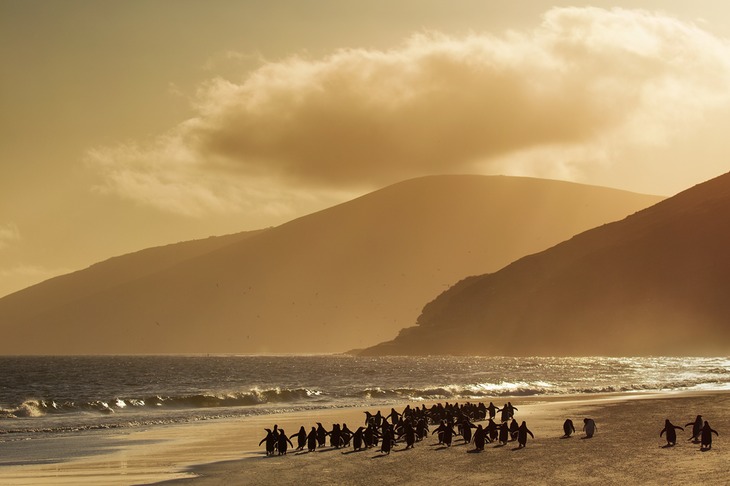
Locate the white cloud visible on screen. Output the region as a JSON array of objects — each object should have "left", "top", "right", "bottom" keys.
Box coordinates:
[{"left": 88, "top": 7, "right": 730, "bottom": 215}]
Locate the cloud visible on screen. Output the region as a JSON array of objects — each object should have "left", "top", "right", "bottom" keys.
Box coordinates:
[
  {"left": 88, "top": 7, "right": 730, "bottom": 215},
  {"left": 0, "top": 223, "right": 20, "bottom": 250}
]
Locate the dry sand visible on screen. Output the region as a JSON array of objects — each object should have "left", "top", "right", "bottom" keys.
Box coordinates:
[
  {"left": 158, "top": 391, "right": 730, "bottom": 485},
  {"left": 1, "top": 391, "right": 727, "bottom": 485}
]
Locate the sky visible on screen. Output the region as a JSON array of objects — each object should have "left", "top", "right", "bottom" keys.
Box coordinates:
[{"left": 2, "top": 0, "right": 730, "bottom": 297}]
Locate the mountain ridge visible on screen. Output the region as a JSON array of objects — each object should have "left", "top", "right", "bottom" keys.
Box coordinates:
[
  {"left": 361, "top": 172, "right": 730, "bottom": 356},
  {"left": 0, "top": 174, "right": 663, "bottom": 355}
]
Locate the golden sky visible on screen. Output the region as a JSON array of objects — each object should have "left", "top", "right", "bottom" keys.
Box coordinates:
[{"left": 2, "top": 0, "right": 730, "bottom": 297}]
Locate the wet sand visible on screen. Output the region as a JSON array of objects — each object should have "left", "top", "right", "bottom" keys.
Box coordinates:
[{"left": 1, "top": 391, "right": 727, "bottom": 485}]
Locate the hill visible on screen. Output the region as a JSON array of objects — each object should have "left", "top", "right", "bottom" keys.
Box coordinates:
[
  {"left": 0, "top": 175, "right": 662, "bottom": 354},
  {"left": 361, "top": 172, "right": 730, "bottom": 356}
]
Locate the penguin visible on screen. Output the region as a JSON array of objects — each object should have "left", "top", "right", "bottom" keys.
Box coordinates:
[
  {"left": 432, "top": 420, "right": 446, "bottom": 444},
  {"left": 306, "top": 426, "right": 318, "bottom": 452},
  {"left": 374, "top": 410, "right": 383, "bottom": 428},
  {"left": 498, "top": 422, "right": 509, "bottom": 445},
  {"left": 258, "top": 428, "right": 277, "bottom": 456},
  {"left": 686, "top": 415, "right": 702, "bottom": 442},
  {"left": 583, "top": 418, "right": 597, "bottom": 438},
  {"left": 402, "top": 404, "right": 413, "bottom": 420},
  {"left": 500, "top": 404, "right": 510, "bottom": 423},
  {"left": 329, "top": 424, "right": 343, "bottom": 448},
  {"left": 516, "top": 421, "right": 534, "bottom": 448},
  {"left": 472, "top": 424, "right": 486, "bottom": 452},
  {"left": 290, "top": 426, "right": 306, "bottom": 451},
  {"left": 486, "top": 419, "right": 499, "bottom": 443},
  {"left": 562, "top": 419, "right": 576, "bottom": 438},
  {"left": 341, "top": 423, "right": 353, "bottom": 447},
  {"left": 401, "top": 421, "right": 416, "bottom": 449},
  {"left": 415, "top": 417, "right": 429, "bottom": 441},
  {"left": 364, "top": 423, "right": 377, "bottom": 448},
  {"left": 486, "top": 402, "right": 497, "bottom": 420},
  {"left": 700, "top": 421, "right": 719, "bottom": 450},
  {"left": 477, "top": 402, "right": 487, "bottom": 421},
  {"left": 316, "top": 422, "right": 329, "bottom": 447},
  {"left": 659, "top": 419, "right": 684, "bottom": 446},
  {"left": 352, "top": 427, "right": 365, "bottom": 451},
  {"left": 460, "top": 418, "right": 476, "bottom": 444},
  {"left": 442, "top": 421, "right": 456, "bottom": 447},
  {"left": 276, "top": 428, "right": 294, "bottom": 455},
  {"left": 509, "top": 419, "right": 519, "bottom": 441},
  {"left": 380, "top": 425, "right": 394, "bottom": 454}
]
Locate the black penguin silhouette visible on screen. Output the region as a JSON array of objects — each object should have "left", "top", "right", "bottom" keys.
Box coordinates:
[
  {"left": 329, "top": 424, "right": 343, "bottom": 448},
  {"left": 316, "top": 422, "right": 328, "bottom": 447},
  {"left": 498, "top": 422, "right": 509, "bottom": 445},
  {"left": 306, "top": 426, "right": 317, "bottom": 452},
  {"left": 276, "top": 428, "right": 293, "bottom": 455},
  {"left": 341, "top": 423, "right": 353, "bottom": 447},
  {"left": 290, "top": 426, "right": 306, "bottom": 450},
  {"left": 509, "top": 419, "right": 519, "bottom": 441},
  {"left": 380, "top": 425, "right": 395, "bottom": 454},
  {"left": 259, "top": 428, "right": 277, "bottom": 456},
  {"left": 460, "top": 418, "right": 476, "bottom": 443},
  {"left": 442, "top": 421, "right": 456, "bottom": 447},
  {"left": 516, "top": 421, "right": 534, "bottom": 448},
  {"left": 487, "top": 402, "right": 497, "bottom": 420},
  {"left": 432, "top": 420, "right": 446, "bottom": 444},
  {"left": 364, "top": 424, "right": 378, "bottom": 448},
  {"left": 486, "top": 419, "right": 499, "bottom": 442},
  {"left": 500, "top": 403, "right": 510, "bottom": 423},
  {"left": 583, "top": 418, "right": 597, "bottom": 438},
  {"left": 401, "top": 421, "right": 416, "bottom": 449},
  {"left": 416, "top": 417, "right": 429, "bottom": 441},
  {"left": 472, "top": 424, "right": 487, "bottom": 452},
  {"left": 659, "top": 419, "right": 684, "bottom": 446},
  {"left": 352, "top": 427, "right": 365, "bottom": 451},
  {"left": 562, "top": 419, "right": 575, "bottom": 438},
  {"left": 700, "top": 421, "right": 719, "bottom": 450},
  {"left": 686, "top": 415, "right": 702, "bottom": 442}
]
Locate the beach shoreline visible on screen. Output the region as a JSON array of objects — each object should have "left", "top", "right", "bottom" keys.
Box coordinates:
[
  {"left": 3, "top": 390, "right": 727, "bottom": 485},
  {"left": 156, "top": 390, "right": 730, "bottom": 485}
]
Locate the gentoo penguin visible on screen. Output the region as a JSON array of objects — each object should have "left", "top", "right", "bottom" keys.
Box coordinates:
[
  {"left": 659, "top": 419, "right": 683, "bottom": 446},
  {"left": 700, "top": 421, "right": 719, "bottom": 450},
  {"left": 583, "top": 418, "right": 597, "bottom": 438},
  {"left": 562, "top": 419, "right": 575, "bottom": 438},
  {"left": 516, "top": 421, "right": 534, "bottom": 448}
]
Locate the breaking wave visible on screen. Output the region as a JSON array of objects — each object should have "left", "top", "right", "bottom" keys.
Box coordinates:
[{"left": 0, "top": 388, "right": 324, "bottom": 419}]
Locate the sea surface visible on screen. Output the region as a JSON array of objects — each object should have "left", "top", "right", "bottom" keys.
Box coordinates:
[{"left": 1, "top": 355, "right": 729, "bottom": 442}]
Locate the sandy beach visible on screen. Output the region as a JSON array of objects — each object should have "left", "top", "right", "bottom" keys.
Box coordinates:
[{"left": 1, "top": 390, "right": 727, "bottom": 485}]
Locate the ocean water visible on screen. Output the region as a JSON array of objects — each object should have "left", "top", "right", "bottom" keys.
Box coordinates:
[{"left": 1, "top": 355, "right": 729, "bottom": 440}]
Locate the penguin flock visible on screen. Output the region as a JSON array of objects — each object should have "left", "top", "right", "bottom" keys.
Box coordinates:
[
  {"left": 259, "top": 401, "right": 540, "bottom": 456},
  {"left": 660, "top": 415, "right": 720, "bottom": 450},
  {"left": 260, "top": 402, "right": 722, "bottom": 457}
]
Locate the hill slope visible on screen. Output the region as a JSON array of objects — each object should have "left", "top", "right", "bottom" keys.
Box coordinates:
[
  {"left": 0, "top": 175, "right": 662, "bottom": 354},
  {"left": 361, "top": 172, "right": 730, "bottom": 356}
]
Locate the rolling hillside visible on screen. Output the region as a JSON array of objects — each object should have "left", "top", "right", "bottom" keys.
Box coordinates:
[
  {"left": 362, "top": 172, "right": 730, "bottom": 356},
  {"left": 0, "top": 175, "right": 662, "bottom": 354}
]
